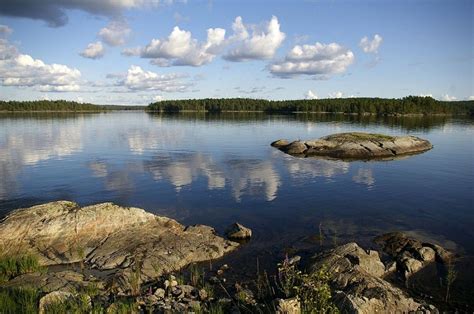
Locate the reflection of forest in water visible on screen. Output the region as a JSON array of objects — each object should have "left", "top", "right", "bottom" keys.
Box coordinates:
[
  {"left": 1, "top": 111, "right": 471, "bottom": 132},
  {"left": 147, "top": 111, "right": 472, "bottom": 132}
]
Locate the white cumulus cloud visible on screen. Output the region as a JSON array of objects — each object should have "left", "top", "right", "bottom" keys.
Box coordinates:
[
  {"left": 99, "top": 19, "right": 131, "bottom": 46},
  {"left": 118, "top": 65, "right": 191, "bottom": 92},
  {"left": 359, "top": 34, "right": 383, "bottom": 53},
  {"left": 328, "top": 91, "right": 343, "bottom": 98},
  {"left": 0, "top": 38, "right": 18, "bottom": 60},
  {"left": 124, "top": 26, "right": 226, "bottom": 66},
  {"left": 442, "top": 94, "right": 457, "bottom": 101},
  {"left": 270, "top": 42, "right": 354, "bottom": 78},
  {"left": 224, "top": 16, "right": 285, "bottom": 62},
  {"left": 80, "top": 41, "right": 105, "bottom": 59},
  {"left": 0, "top": 39, "right": 81, "bottom": 92},
  {"left": 305, "top": 90, "right": 318, "bottom": 99}
]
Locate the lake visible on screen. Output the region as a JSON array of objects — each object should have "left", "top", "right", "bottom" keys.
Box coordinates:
[{"left": 0, "top": 112, "right": 473, "bottom": 277}]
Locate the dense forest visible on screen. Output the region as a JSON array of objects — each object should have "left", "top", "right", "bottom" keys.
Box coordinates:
[
  {"left": 0, "top": 100, "right": 106, "bottom": 112},
  {"left": 148, "top": 96, "right": 474, "bottom": 115}
]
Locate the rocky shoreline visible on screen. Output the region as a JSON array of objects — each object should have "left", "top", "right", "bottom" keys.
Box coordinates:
[
  {"left": 0, "top": 201, "right": 238, "bottom": 295},
  {"left": 272, "top": 132, "right": 433, "bottom": 160},
  {"left": 0, "top": 202, "right": 463, "bottom": 313}
]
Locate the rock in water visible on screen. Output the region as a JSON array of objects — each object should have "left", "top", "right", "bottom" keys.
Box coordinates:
[
  {"left": 283, "top": 141, "right": 308, "bottom": 155},
  {"left": 374, "top": 232, "right": 452, "bottom": 279},
  {"left": 272, "top": 132, "right": 432, "bottom": 160},
  {"left": 0, "top": 201, "right": 239, "bottom": 292},
  {"left": 225, "top": 222, "right": 252, "bottom": 239},
  {"left": 271, "top": 139, "right": 289, "bottom": 148}
]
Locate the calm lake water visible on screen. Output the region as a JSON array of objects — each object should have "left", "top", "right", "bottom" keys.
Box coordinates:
[{"left": 0, "top": 112, "right": 473, "bottom": 274}]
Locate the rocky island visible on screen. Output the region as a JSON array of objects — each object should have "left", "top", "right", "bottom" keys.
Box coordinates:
[{"left": 272, "top": 132, "right": 433, "bottom": 160}]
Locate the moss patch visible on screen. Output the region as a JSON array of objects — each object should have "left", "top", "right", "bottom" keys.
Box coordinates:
[{"left": 323, "top": 132, "right": 395, "bottom": 142}]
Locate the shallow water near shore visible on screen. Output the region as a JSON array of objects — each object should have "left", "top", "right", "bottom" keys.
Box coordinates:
[{"left": 0, "top": 112, "right": 473, "bottom": 278}]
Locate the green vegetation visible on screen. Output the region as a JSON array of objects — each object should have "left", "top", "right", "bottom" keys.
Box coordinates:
[
  {"left": 0, "top": 287, "right": 39, "bottom": 314},
  {"left": 296, "top": 266, "right": 339, "bottom": 313},
  {"left": 189, "top": 263, "right": 205, "bottom": 287},
  {"left": 445, "top": 258, "right": 457, "bottom": 303},
  {"left": 0, "top": 253, "right": 44, "bottom": 283},
  {"left": 207, "top": 303, "right": 225, "bottom": 314},
  {"left": 148, "top": 96, "right": 474, "bottom": 115},
  {"left": 275, "top": 257, "right": 338, "bottom": 313},
  {"left": 0, "top": 100, "right": 105, "bottom": 112},
  {"left": 42, "top": 293, "right": 91, "bottom": 314},
  {"left": 107, "top": 299, "right": 140, "bottom": 313},
  {"left": 324, "top": 132, "right": 395, "bottom": 141}
]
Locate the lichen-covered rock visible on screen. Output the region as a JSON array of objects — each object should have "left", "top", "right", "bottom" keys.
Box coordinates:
[
  {"left": 273, "top": 132, "right": 432, "bottom": 160},
  {"left": 5, "top": 270, "right": 93, "bottom": 294},
  {"left": 0, "top": 201, "right": 239, "bottom": 292},
  {"left": 310, "top": 243, "right": 429, "bottom": 313},
  {"left": 225, "top": 222, "right": 252, "bottom": 239},
  {"left": 39, "top": 291, "right": 91, "bottom": 314},
  {"left": 39, "top": 291, "right": 74, "bottom": 314}
]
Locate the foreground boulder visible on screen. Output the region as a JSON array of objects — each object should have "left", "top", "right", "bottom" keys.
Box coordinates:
[
  {"left": 310, "top": 242, "right": 432, "bottom": 313},
  {"left": 272, "top": 132, "right": 432, "bottom": 159},
  {"left": 0, "top": 201, "right": 238, "bottom": 292}
]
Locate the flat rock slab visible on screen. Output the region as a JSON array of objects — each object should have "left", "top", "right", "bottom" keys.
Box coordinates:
[
  {"left": 272, "top": 132, "right": 432, "bottom": 160},
  {"left": 0, "top": 201, "right": 239, "bottom": 292}
]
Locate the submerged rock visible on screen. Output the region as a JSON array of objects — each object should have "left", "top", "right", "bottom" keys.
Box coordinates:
[
  {"left": 0, "top": 201, "right": 239, "bottom": 292},
  {"left": 272, "top": 132, "right": 432, "bottom": 160},
  {"left": 374, "top": 232, "right": 453, "bottom": 279},
  {"left": 225, "top": 222, "right": 252, "bottom": 240}
]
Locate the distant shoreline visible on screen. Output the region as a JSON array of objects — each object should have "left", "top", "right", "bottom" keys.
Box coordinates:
[
  {"left": 0, "top": 110, "right": 471, "bottom": 117},
  {"left": 145, "top": 110, "right": 469, "bottom": 116},
  {"left": 2, "top": 97, "right": 473, "bottom": 115}
]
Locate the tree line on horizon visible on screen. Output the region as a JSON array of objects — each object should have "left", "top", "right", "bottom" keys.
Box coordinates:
[
  {"left": 0, "top": 100, "right": 106, "bottom": 112},
  {"left": 1, "top": 97, "right": 473, "bottom": 115},
  {"left": 148, "top": 96, "right": 474, "bottom": 115}
]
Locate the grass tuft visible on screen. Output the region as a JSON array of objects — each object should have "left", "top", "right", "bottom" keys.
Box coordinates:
[
  {"left": 0, "top": 253, "right": 44, "bottom": 283},
  {"left": 0, "top": 287, "right": 39, "bottom": 314}
]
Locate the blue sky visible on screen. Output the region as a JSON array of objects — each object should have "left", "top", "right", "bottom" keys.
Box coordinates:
[{"left": 0, "top": 0, "right": 472, "bottom": 105}]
